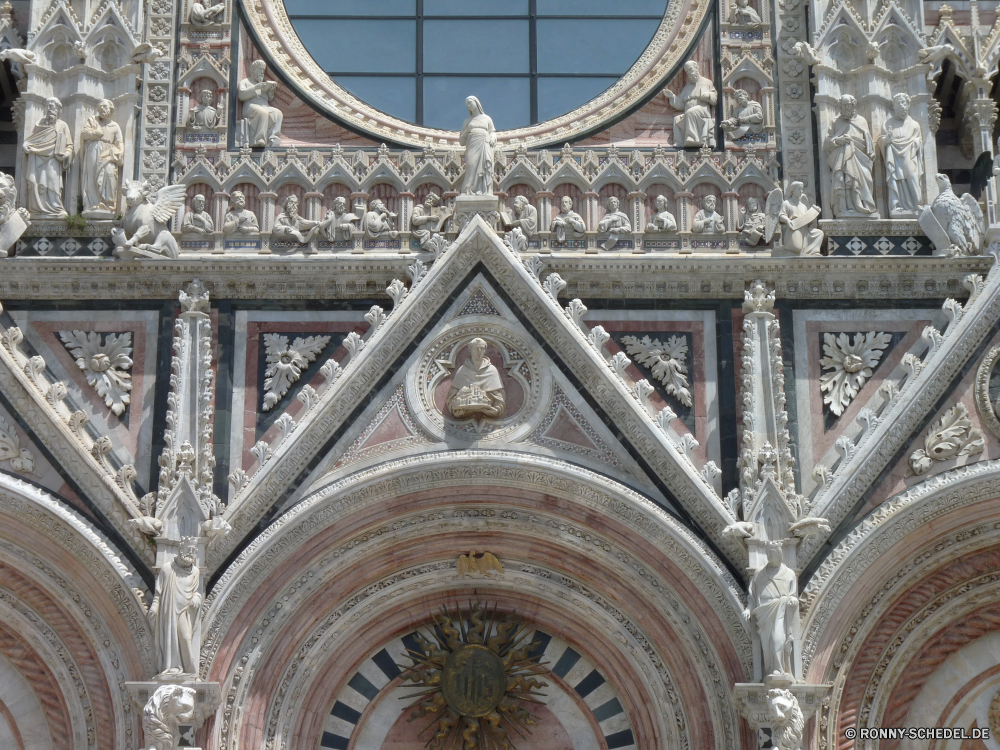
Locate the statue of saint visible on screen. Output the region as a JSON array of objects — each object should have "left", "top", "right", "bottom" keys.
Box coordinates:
[
  {"left": 772, "top": 181, "right": 824, "bottom": 255},
  {"left": 506, "top": 195, "right": 538, "bottom": 237},
  {"left": 666, "top": 61, "right": 718, "bottom": 148},
  {"left": 181, "top": 193, "right": 214, "bottom": 234},
  {"left": 149, "top": 540, "right": 202, "bottom": 676},
  {"left": 23, "top": 97, "right": 73, "bottom": 218},
  {"left": 826, "top": 94, "right": 878, "bottom": 218},
  {"left": 189, "top": 0, "right": 225, "bottom": 24},
  {"left": 188, "top": 89, "right": 220, "bottom": 130},
  {"left": 692, "top": 195, "right": 726, "bottom": 233},
  {"left": 321, "top": 196, "right": 358, "bottom": 241},
  {"left": 645, "top": 194, "right": 677, "bottom": 233},
  {"left": 360, "top": 198, "right": 398, "bottom": 239},
  {"left": 447, "top": 337, "right": 505, "bottom": 419},
  {"left": 272, "top": 194, "right": 322, "bottom": 243},
  {"left": 223, "top": 190, "right": 259, "bottom": 236},
  {"left": 745, "top": 544, "right": 799, "bottom": 681},
  {"left": 721, "top": 90, "right": 764, "bottom": 140},
  {"left": 410, "top": 193, "right": 451, "bottom": 250},
  {"left": 80, "top": 99, "right": 124, "bottom": 216},
  {"left": 598, "top": 196, "right": 632, "bottom": 250},
  {"left": 880, "top": 92, "right": 923, "bottom": 217},
  {"left": 238, "top": 60, "right": 282, "bottom": 148},
  {"left": 738, "top": 197, "right": 767, "bottom": 245},
  {"left": 459, "top": 96, "right": 496, "bottom": 195},
  {"left": 550, "top": 196, "right": 586, "bottom": 241},
  {"left": 730, "top": 0, "right": 761, "bottom": 25}
]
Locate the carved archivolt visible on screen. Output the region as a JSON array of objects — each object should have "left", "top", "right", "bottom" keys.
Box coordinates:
[{"left": 975, "top": 345, "right": 1000, "bottom": 440}]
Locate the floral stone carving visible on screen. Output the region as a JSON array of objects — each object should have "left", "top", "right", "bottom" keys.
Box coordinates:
[
  {"left": 262, "top": 333, "right": 330, "bottom": 410},
  {"left": 58, "top": 330, "right": 134, "bottom": 416},
  {"left": 0, "top": 414, "right": 33, "bottom": 473},
  {"left": 819, "top": 332, "right": 891, "bottom": 416},
  {"left": 909, "top": 402, "right": 985, "bottom": 475},
  {"left": 621, "top": 334, "right": 693, "bottom": 407}
]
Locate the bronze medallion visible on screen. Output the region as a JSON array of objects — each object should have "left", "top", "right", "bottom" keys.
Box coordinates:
[{"left": 441, "top": 644, "right": 507, "bottom": 717}]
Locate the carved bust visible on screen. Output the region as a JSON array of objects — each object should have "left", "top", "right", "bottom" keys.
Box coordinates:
[{"left": 447, "top": 337, "right": 505, "bottom": 419}]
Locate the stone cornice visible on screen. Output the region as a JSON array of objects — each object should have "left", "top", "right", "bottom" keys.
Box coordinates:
[{"left": 0, "top": 255, "right": 987, "bottom": 300}]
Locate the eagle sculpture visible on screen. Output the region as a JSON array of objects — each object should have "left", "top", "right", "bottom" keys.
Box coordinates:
[{"left": 918, "top": 173, "right": 984, "bottom": 257}]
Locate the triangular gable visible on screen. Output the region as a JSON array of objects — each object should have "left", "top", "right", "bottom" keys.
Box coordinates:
[{"left": 215, "top": 217, "right": 740, "bottom": 573}]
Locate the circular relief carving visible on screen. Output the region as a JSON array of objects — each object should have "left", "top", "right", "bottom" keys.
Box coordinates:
[
  {"left": 974, "top": 346, "right": 1000, "bottom": 441},
  {"left": 441, "top": 644, "right": 507, "bottom": 718},
  {"left": 407, "top": 321, "right": 549, "bottom": 443}
]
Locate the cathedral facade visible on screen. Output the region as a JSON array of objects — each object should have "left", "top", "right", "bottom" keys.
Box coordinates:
[{"left": 1, "top": 0, "right": 1000, "bottom": 748}]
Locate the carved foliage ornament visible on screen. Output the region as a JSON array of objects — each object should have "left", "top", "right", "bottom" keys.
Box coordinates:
[
  {"left": 262, "top": 334, "right": 330, "bottom": 411},
  {"left": 909, "top": 402, "right": 985, "bottom": 475},
  {"left": 58, "top": 330, "right": 134, "bottom": 416},
  {"left": 0, "top": 414, "right": 33, "bottom": 473},
  {"left": 400, "top": 601, "right": 550, "bottom": 748},
  {"left": 819, "top": 332, "right": 890, "bottom": 417},
  {"left": 620, "top": 334, "right": 693, "bottom": 407}
]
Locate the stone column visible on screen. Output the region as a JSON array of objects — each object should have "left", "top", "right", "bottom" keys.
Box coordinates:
[
  {"left": 675, "top": 191, "right": 694, "bottom": 253},
  {"left": 723, "top": 190, "right": 741, "bottom": 253},
  {"left": 629, "top": 191, "right": 646, "bottom": 254},
  {"left": 397, "top": 191, "right": 414, "bottom": 253},
  {"left": 583, "top": 191, "right": 599, "bottom": 253},
  {"left": 258, "top": 191, "right": 277, "bottom": 253},
  {"left": 350, "top": 192, "right": 368, "bottom": 254},
  {"left": 536, "top": 191, "right": 554, "bottom": 247},
  {"left": 965, "top": 96, "right": 999, "bottom": 229},
  {"left": 212, "top": 192, "right": 229, "bottom": 254},
  {"left": 304, "top": 191, "right": 323, "bottom": 221}
]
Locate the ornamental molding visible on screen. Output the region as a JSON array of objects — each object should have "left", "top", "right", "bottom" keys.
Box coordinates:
[
  {"left": 239, "top": 0, "right": 712, "bottom": 149},
  {"left": 800, "top": 261, "right": 1000, "bottom": 562},
  {"left": 975, "top": 345, "right": 1000, "bottom": 440},
  {"left": 213, "top": 219, "right": 741, "bottom": 571}
]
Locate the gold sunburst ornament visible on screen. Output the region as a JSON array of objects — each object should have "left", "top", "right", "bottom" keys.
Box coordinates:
[{"left": 400, "top": 601, "right": 550, "bottom": 749}]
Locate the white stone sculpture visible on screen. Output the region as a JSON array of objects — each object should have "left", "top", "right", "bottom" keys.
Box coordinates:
[
  {"left": 620, "top": 334, "right": 692, "bottom": 406},
  {"left": 550, "top": 196, "right": 586, "bottom": 241},
  {"left": 880, "top": 93, "right": 923, "bottom": 217},
  {"left": 23, "top": 97, "right": 73, "bottom": 218},
  {"left": 272, "top": 195, "right": 322, "bottom": 244},
  {"left": 142, "top": 684, "right": 196, "bottom": 750},
  {"left": 919, "top": 174, "right": 984, "bottom": 257},
  {"left": 0, "top": 414, "right": 33, "bottom": 473},
  {"left": 149, "top": 538, "right": 202, "bottom": 677},
  {"left": 189, "top": 0, "right": 225, "bottom": 24},
  {"left": 223, "top": 190, "right": 259, "bottom": 236},
  {"left": 447, "top": 337, "right": 505, "bottom": 419},
  {"left": 262, "top": 333, "right": 330, "bottom": 410},
  {"left": 819, "top": 332, "right": 890, "bottom": 417},
  {"left": 721, "top": 90, "right": 764, "bottom": 140},
  {"left": 909, "top": 402, "right": 984, "bottom": 475},
  {"left": 666, "top": 60, "right": 718, "bottom": 148},
  {"left": 113, "top": 180, "right": 186, "bottom": 259},
  {"left": 238, "top": 60, "right": 282, "bottom": 148},
  {"left": 58, "top": 331, "right": 134, "bottom": 416},
  {"left": 0, "top": 173, "right": 28, "bottom": 255},
  {"left": 187, "top": 89, "right": 220, "bottom": 130},
  {"left": 764, "top": 182, "right": 823, "bottom": 256},
  {"left": 692, "top": 195, "right": 725, "bottom": 233},
  {"left": 506, "top": 195, "right": 537, "bottom": 237},
  {"left": 645, "top": 194, "right": 677, "bottom": 232},
  {"left": 410, "top": 193, "right": 452, "bottom": 250},
  {"left": 738, "top": 197, "right": 766, "bottom": 245},
  {"left": 745, "top": 544, "right": 799, "bottom": 681},
  {"left": 791, "top": 41, "right": 821, "bottom": 66},
  {"left": 730, "top": 0, "right": 761, "bottom": 25},
  {"left": 597, "top": 196, "right": 632, "bottom": 250},
  {"left": 322, "top": 197, "right": 358, "bottom": 241},
  {"left": 825, "top": 95, "right": 878, "bottom": 218},
  {"left": 459, "top": 96, "right": 496, "bottom": 195},
  {"left": 181, "top": 194, "right": 214, "bottom": 234},
  {"left": 131, "top": 43, "right": 165, "bottom": 64},
  {"left": 80, "top": 99, "right": 124, "bottom": 217},
  {"left": 360, "top": 198, "right": 398, "bottom": 239},
  {"left": 767, "top": 688, "right": 805, "bottom": 750}
]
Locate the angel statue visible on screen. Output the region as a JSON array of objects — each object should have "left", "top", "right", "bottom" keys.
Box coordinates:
[
  {"left": 764, "top": 181, "right": 824, "bottom": 256},
  {"left": 112, "top": 180, "right": 187, "bottom": 259},
  {"left": 919, "top": 173, "right": 984, "bottom": 257}
]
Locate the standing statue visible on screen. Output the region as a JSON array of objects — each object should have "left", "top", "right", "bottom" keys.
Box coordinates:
[
  {"left": 459, "top": 96, "right": 496, "bottom": 195},
  {"left": 721, "top": 90, "right": 764, "bottom": 140},
  {"left": 238, "top": 60, "right": 282, "bottom": 148},
  {"left": 148, "top": 539, "right": 202, "bottom": 676},
  {"left": 322, "top": 196, "right": 358, "bottom": 241},
  {"left": 23, "top": 97, "right": 73, "bottom": 218},
  {"left": 272, "top": 194, "right": 322, "bottom": 244},
  {"left": 738, "top": 197, "right": 767, "bottom": 245},
  {"left": 360, "top": 198, "right": 398, "bottom": 239},
  {"left": 598, "top": 196, "right": 632, "bottom": 250},
  {"left": 765, "top": 182, "right": 823, "bottom": 256},
  {"left": 666, "top": 60, "right": 718, "bottom": 148},
  {"left": 505, "top": 195, "right": 538, "bottom": 237},
  {"left": 410, "top": 193, "right": 452, "bottom": 250},
  {"left": 645, "top": 194, "right": 677, "bottom": 232},
  {"left": 142, "top": 685, "right": 196, "bottom": 750},
  {"left": 447, "top": 337, "right": 505, "bottom": 419},
  {"left": 181, "top": 194, "right": 214, "bottom": 234},
  {"left": 187, "top": 89, "right": 220, "bottom": 130},
  {"left": 825, "top": 95, "right": 878, "bottom": 218},
  {"left": 550, "top": 195, "right": 586, "bottom": 241},
  {"left": 745, "top": 544, "right": 799, "bottom": 681},
  {"left": 80, "top": 99, "right": 124, "bottom": 216},
  {"left": 692, "top": 195, "right": 726, "bottom": 233},
  {"left": 222, "top": 190, "right": 259, "bottom": 236},
  {"left": 919, "top": 173, "right": 984, "bottom": 257},
  {"left": 880, "top": 92, "right": 923, "bottom": 217}
]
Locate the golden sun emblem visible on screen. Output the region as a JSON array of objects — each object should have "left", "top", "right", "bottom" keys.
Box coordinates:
[{"left": 400, "top": 601, "right": 550, "bottom": 749}]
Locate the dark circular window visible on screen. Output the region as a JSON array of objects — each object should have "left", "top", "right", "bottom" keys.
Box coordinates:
[{"left": 284, "top": 0, "right": 669, "bottom": 131}]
